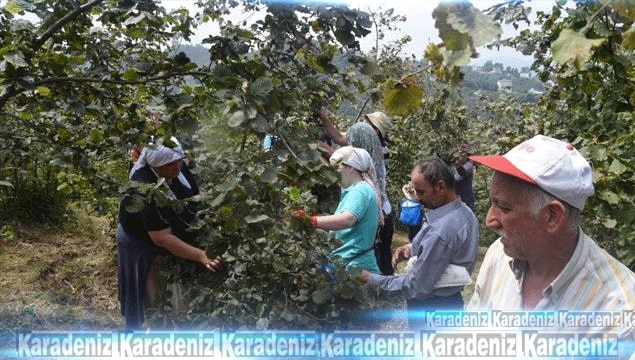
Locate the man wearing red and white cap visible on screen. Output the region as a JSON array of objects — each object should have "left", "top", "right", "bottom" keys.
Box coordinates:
[{"left": 467, "top": 135, "right": 635, "bottom": 346}]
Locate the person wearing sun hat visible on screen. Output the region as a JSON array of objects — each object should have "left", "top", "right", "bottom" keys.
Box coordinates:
[
  {"left": 363, "top": 111, "right": 391, "bottom": 156},
  {"left": 318, "top": 108, "right": 396, "bottom": 276},
  {"left": 467, "top": 135, "right": 635, "bottom": 346}
]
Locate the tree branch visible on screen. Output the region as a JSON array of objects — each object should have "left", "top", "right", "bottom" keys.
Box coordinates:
[
  {"left": 1, "top": 70, "right": 216, "bottom": 110},
  {"left": 30, "top": 71, "right": 216, "bottom": 86},
  {"left": 352, "top": 96, "right": 371, "bottom": 126},
  {"left": 33, "top": 0, "right": 106, "bottom": 50},
  {"left": 581, "top": 0, "right": 612, "bottom": 35}
]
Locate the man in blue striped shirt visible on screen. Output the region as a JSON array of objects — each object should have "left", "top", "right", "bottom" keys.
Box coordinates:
[
  {"left": 359, "top": 157, "right": 479, "bottom": 317},
  {"left": 468, "top": 135, "right": 635, "bottom": 356}
]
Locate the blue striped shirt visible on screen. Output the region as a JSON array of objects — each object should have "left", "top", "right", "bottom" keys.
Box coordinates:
[{"left": 468, "top": 231, "right": 635, "bottom": 345}]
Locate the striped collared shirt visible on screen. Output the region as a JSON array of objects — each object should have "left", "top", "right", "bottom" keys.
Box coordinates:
[{"left": 467, "top": 230, "right": 635, "bottom": 342}]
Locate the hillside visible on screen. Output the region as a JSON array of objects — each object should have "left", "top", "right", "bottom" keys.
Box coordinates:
[{"left": 176, "top": 44, "right": 546, "bottom": 105}]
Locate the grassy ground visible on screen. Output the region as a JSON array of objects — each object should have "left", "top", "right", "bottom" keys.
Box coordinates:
[{"left": 0, "top": 214, "right": 122, "bottom": 332}]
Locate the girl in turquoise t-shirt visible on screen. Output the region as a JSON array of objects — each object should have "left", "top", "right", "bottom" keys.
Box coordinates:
[{"left": 307, "top": 146, "right": 381, "bottom": 274}]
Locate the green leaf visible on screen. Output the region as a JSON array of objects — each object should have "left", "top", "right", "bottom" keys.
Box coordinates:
[
  {"left": 306, "top": 54, "right": 326, "bottom": 73},
  {"left": 216, "top": 177, "right": 241, "bottom": 192},
  {"left": 4, "top": 52, "right": 28, "bottom": 68},
  {"left": 612, "top": 1, "right": 635, "bottom": 20},
  {"left": 128, "top": 28, "right": 145, "bottom": 40},
  {"left": 248, "top": 114, "right": 268, "bottom": 133},
  {"left": 206, "top": 240, "right": 228, "bottom": 258},
  {"left": 338, "top": 283, "right": 355, "bottom": 300},
  {"left": 360, "top": 62, "right": 381, "bottom": 76},
  {"left": 433, "top": 4, "right": 469, "bottom": 51},
  {"left": 151, "top": 189, "right": 171, "bottom": 208},
  {"left": 598, "top": 190, "right": 620, "bottom": 205},
  {"left": 322, "top": 169, "right": 339, "bottom": 185},
  {"left": 622, "top": 28, "right": 635, "bottom": 50},
  {"left": 123, "top": 13, "right": 145, "bottom": 26},
  {"left": 603, "top": 217, "right": 617, "bottom": 229},
  {"left": 445, "top": 2, "right": 501, "bottom": 47},
  {"left": 210, "top": 192, "right": 226, "bottom": 208},
  {"left": 551, "top": 29, "right": 605, "bottom": 67},
  {"left": 245, "top": 212, "right": 269, "bottom": 223},
  {"left": 442, "top": 48, "right": 471, "bottom": 67},
  {"left": 261, "top": 166, "right": 278, "bottom": 183},
  {"left": 245, "top": 104, "right": 258, "bottom": 119},
  {"left": 35, "top": 86, "right": 51, "bottom": 97},
  {"left": 228, "top": 110, "right": 245, "bottom": 127},
  {"left": 123, "top": 195, "right": 146, "bottom": 213},
  {"left": 288, "top": 186, "right": 301, "bottom": 202},
  {"left": 608, "top": 159, "right": 628, "bottom": 175},
  {"left": 584, "top": 145, "right": 608, "bottom": 161},
  {"left": 255, "top": 317, "right": 270, "bottom": 330},
  {"left": 424, "top": 43, "right": 444, "bottom": 65},
  {"left": 122, "top": 69, "right": 139, "bottom": 82},
  {"left": 4, "top": 0, "right": 28, "bottom": 14},
  {"left": 0, "top": 180, "right": 14, "bottom": 188},
  {"left": 280, "top": 308, "right": 296, "bottom": 322},
  {"left": 311, "top": 290, "right": 329, "bottom": 304},
  {"left": 382, "top": 78, "right": 423, "bottom": 116},
  {"left": 248, "top": 77, "right": 273, "bottom": 98}
]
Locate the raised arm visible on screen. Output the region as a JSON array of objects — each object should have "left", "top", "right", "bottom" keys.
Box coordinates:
[{"left": 318, "top": 107, "right": 348, "bottom": 146}]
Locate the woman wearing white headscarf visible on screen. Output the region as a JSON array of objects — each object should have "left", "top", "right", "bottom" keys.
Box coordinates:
[
  {"left": 117, "top": 137, "right": 223, "bottom": 329},
  {"left": 318, "top": 109, "right": 395, "bottom": 277},
  {"left": 307, "top": 146, "right": 381, "bottom": 273}
]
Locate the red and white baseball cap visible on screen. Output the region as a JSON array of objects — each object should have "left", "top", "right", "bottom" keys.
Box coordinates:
[{"left": 470, "top": 135, "right": 594, "bottom": 210}]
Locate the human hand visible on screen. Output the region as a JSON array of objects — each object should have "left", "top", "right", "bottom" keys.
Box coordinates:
[
  {"left": 202, "top": 255, "right": 224, "bottom": 272},
  {"left": 402, "top": 182, "right": 415, "bottom": 198},
  {"left": 392, "top": 245, "right": 411, "bottom": 268},
  {"left": 357, "top": 270, "right": 370, "bottom": 283},
  {"left": 318, "top": 107, "right": 330, "bottom": 123},
  {"left": 453, "top": 156, "right": 467, "bottom": 167},
  {"left": 294, "top": 209, "right": 308, "bottom": 218},
  {"left": 293, "top": 209, "right": 318, "bottom": 226},
  {"left": 316, "top": 140, "right": 335, "bottom": 156}
]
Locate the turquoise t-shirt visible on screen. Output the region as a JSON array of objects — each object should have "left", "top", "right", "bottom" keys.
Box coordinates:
[{"left": 330, "top": 181, "right": 380, "bottom": 274}]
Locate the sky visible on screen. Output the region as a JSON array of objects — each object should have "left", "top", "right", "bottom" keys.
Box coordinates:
[
  {"left": 346, "top": 0, "right": 552, "bottom": 68},
  {"left": 161, "top": 0, "right": 562, "bottom": 69}
]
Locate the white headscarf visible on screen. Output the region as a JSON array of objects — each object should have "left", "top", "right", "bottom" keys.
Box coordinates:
[
  {"left": 330, "top": 146, "right": 384, "bottom": 225},
  {"left": 331, "top": 146, "right": 373, "bottom": 176},
  {"left": 129, "top": 137, "right": 185, "bottom": 179}
]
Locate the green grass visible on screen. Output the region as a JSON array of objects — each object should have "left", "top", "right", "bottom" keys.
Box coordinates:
[{"left": 0, "top": 212, "right": 121, "bottom": 331}]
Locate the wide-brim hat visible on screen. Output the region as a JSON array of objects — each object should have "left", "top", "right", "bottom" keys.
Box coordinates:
[{"left": 364, "top": 112, "right": 391, "bottom": 139}]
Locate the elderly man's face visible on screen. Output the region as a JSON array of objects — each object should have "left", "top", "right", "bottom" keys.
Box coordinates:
[{"left": 485, "top": 172, "right": 543, "bottom": 260}]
